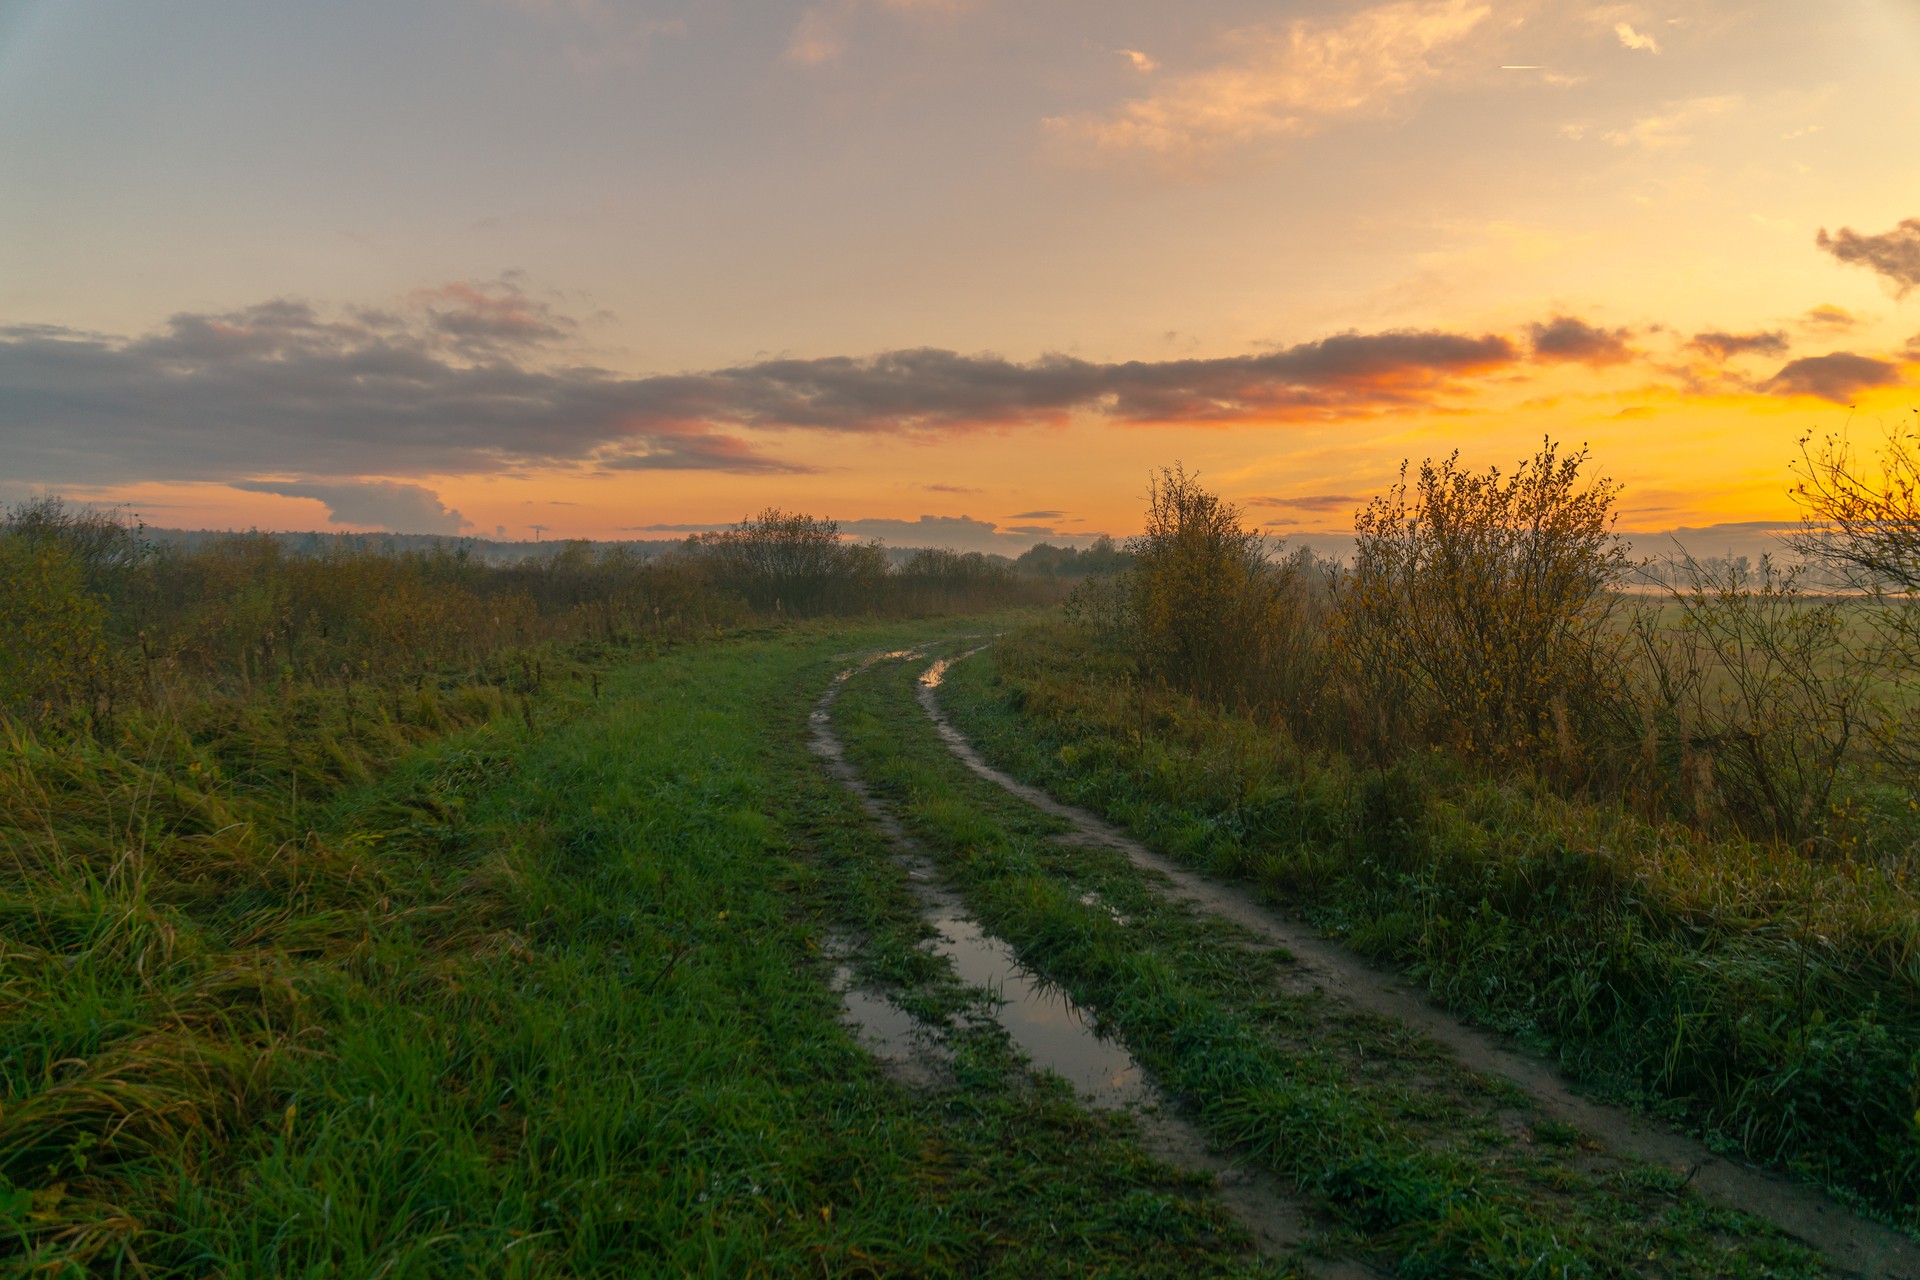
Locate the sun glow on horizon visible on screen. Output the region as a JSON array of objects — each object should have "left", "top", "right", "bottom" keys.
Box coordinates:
[{"left": 1, "top": 1, "right": 1916, "bottom": 547}]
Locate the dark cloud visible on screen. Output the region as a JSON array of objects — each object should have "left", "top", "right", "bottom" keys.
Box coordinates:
[
  {"left": 413, "top": 279, "right": 575, "bottom": 358},
  {"left": 227, "top": 479, "right": 468, "bottom": 534},
  {"left": 595, "top": 434, "right": 816, "bottom": 474},
  {"left": 611, "top": 332, "right": 1516, "bottom": 432},
  {"left": 1687, "top": 330, "right": 1789, "bottom": 360},
  {"left": 1764, "top": 352, "right": 1901, "bottom": 402},
  {"left": 1529, "top": 315, "right": 1635, "bottom": 365},
  {"left": 1003, "top": 524, "right": 1057, "bottom": 536},
  {"left": 1800, "top": 304, "right": 1858, "bottom": 332},
  {"left": 925, "top": 483, "right": 979, "bottom": 494},
  {"left": 1093, "top": 331, "right": 1519, "bottom": 421},
  {"left": 1816, "top": 217, "right": 1920, "bottom": 297},
  {"left": 0, "top": 290, "right": 1521, "bottom": 489},
  {"left": 1007, "top": 509, "right": 1065, "bottom": 519},
  {"left": 0, "top": 298, "right": 809, "bottom": 484},
  {"left": 1905, "top": 332, "right": 1920, "bottom": 360},
  {"left": 1247, "top": 493, "right": 1363, "bottom": 512}
]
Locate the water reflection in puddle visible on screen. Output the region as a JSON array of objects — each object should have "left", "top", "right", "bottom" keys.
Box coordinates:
[
  {"left": 834, "top": 963, "right": 950, "bottom": 1089},
  {"left": 814, "top": 652, "right": 1146, "bottom": 1109},
  {"left": 928, "top": 909, "right": 1147, "bottom": 1108}
]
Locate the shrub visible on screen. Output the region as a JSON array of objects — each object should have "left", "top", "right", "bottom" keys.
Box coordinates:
[
  {"left": 1334, "top": 440, "right": 1629, "bottom": 767},
  {"left": 1789, "top": 412, "right": 1920, "bottom": 787},
  {"left": 692, "top": 508, "right": 885, "bottom": 616},
  {"left": 0, "top": 535, "right": 109, "bottom": 722},
  {"left": 1628, "top": 557, "right": 1878, "bottom": 846},
  {"left": 1125, "top": 465, "right": 1275, "bottom": 702}
]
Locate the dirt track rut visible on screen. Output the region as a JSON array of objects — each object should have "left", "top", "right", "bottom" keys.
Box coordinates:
[{"left": 811, "top": 654, "right": 1383, "bottom": 1277}]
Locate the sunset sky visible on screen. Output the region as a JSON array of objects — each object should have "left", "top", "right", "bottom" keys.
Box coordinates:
[{"left": 4, "top": 0, "right": 1918, "bottom": 553}]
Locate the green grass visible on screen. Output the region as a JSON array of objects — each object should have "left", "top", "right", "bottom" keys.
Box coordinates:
[
  {"left": 7, "top": 607, "right": 1901, "bottom": 1275},
  {"left": 830, "top": 642, "right": 1834, "bottom": 1277},
  {"left": 2, "top": 618, "right": 1295, "bottom": 1277},
  {"left": 934, "top": 620, "right": 1920, "bottom": 1229}
]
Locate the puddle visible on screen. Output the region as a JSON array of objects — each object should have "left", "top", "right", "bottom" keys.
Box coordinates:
[
  {"left": 926, "top": 908, "right": 1147, "bottom": 1108},
  {"left": 832, "top": 962, "right": 951, "bottom": 1090},
  {"left": 812, "top": 652, "right": 1148, "bottom": 1110},
  {"left": 917, "top": 648, "right": 1920, "bottom": 1280}
]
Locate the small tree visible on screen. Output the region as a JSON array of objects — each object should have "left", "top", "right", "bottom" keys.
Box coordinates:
[
  {"left": 1, "top": 496, "right": 149, "bottom": 584},
  {"left": 0, "top": 534, "right": 110, "bottom": 721},
  {"left": 1630, "top": 556, "right": 1874, "bottom": 845},
  {"left": 693, "top": 509, "right": 879, "bottom": 615},
  {"left": 1335, "top": 439, "right": 1628, "bottom": 765},
  {"left": 1125, "top": 465, "right": 1273, "bottom": 701},
  {"left": 1788, "top": 411, "right": 1920, "bottom": 783},
  {"left": 1789, "top": 413, "right": 1920, "bottom": 594}
]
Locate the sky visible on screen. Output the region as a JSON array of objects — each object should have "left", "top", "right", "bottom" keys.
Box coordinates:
[{"left": 3, "top": 0, "right": 1918, "bottom": 554}]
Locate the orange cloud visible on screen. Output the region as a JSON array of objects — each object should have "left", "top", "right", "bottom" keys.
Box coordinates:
[
  {"left": 1044, "top": 0, "right": 1489, "bottom": 168},
  {"left": 1686, "top": 330, "right": 1789, "bottom": 360},
  {"left": 1799, "top": 304, "right": 1859, "bottom": 332}
]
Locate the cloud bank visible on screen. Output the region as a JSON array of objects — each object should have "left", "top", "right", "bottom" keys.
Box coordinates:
[
  {"left": 7, "top": 281, "right": 1901, "bottom": 504},
  {"left": 0, "top": 290, "right": 1522, "bottom": 488}
]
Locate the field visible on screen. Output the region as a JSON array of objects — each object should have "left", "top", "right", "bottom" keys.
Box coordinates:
[
  {"left": 4, "top": 500, "right": 1918, "bottom": 1276},
  {"left": 2, "top": 605, "right": 1914, "bottom": 1275}
]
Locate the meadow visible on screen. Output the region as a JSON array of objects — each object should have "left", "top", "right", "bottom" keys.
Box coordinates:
[{"left": 3, "top": 463, "right": 1916, "bottom": 1275}]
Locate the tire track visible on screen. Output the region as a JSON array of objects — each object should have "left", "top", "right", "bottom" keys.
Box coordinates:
[{"left": 810, "top": 653, "right": 1380, "bottom": 1277}]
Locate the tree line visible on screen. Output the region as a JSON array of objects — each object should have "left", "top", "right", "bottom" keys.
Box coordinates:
[{"left": 0, "top": 502, "right": 1052, "bottom": 731}]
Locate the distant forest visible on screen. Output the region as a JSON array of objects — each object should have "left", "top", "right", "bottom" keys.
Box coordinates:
[{"left": 137, "top": 525, "right": 1135, "bottom": 577}]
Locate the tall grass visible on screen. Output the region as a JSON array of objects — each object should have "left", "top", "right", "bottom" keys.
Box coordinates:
[
  {"left": 945, "top": 625, "right": 1920, "bottom": 1224},
  {"left": 0, "top": 500, "right": 1055, "bottom": 1269},
  {"left": 1084, "top": 449, "right": 1920, "bottom": 856},
  {"left": 1017, "top": 443, "right": 1920, "bottom": 1221}
]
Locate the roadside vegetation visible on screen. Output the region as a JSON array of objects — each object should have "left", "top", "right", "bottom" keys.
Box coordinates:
[
  {"left": 0, "top": 504, "right": 1105, "bottom": 1274},
  {"left": 956, "top": 421, "right": 1920, "bottom": 1226},
  {"left": 834, "top": 645, "right": 1835, "bottom": 1276}
]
